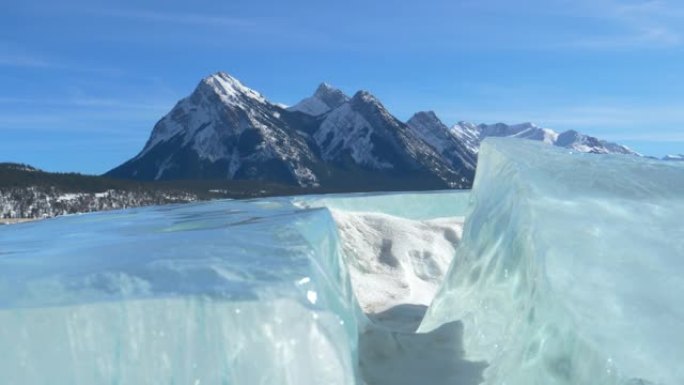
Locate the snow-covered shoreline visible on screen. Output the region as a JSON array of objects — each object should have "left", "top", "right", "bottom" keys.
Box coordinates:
[{"left": 0, "top": 217, "right": 39, "bottom": 225}]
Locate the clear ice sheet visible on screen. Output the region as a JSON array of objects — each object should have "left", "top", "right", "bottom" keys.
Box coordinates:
[
  {"left": 0, "top": 199, "right": 362, "bottom": 384},
  {"left": 420, "top": 138, "right": 684, "bottom": 385}
]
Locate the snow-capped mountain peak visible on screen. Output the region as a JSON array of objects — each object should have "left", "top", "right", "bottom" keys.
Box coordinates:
[
  {"left": 314, "top": 83, "right": 347, "bottom": 105},
  {"left": 199, "top": 71, "right": 267, "bottom": 106},
  {"left": 289, "top": 82, "right": 349, "bottom": 116},
  {"left": 137, "top": 72, "right": 271, "bottom": 160},
  {"left": 109, "top": 71, "right": 319, "bottom": 187}
]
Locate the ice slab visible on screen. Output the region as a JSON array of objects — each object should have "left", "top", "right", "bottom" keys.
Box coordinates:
[
  {"left": 420, "top": 138, "right": 684, "bottom": 385},
  {"left": 0, "top": 199, "right": 362, "bottom": 384}
]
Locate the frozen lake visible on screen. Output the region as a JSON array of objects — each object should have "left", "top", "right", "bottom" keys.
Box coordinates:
[{"left": 1, "top": 139, "right": 682, "bottom": 385}]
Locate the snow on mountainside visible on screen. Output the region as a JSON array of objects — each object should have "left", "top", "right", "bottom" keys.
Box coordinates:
[
  {"left": 406, "top": 111, "right": 477, "bottom": 172},
  {"left": 449, "top": 121, "right": 481, "bottom": 154},
  {"left": 555, "top": 129, "right": 636, "bottom": 155}
]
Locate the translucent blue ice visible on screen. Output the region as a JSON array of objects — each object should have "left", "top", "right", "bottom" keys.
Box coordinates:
[
  {"left": 421, "top": 138, "right": 684, "bottom": 385},
  {"left": 0, "top": 199, "right": 362, "bottom": 384}
]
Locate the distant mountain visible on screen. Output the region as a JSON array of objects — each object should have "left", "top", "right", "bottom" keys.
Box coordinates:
[
  {"left": 107, "top": 71, "right": 638, "bottom": 191},
  {"left": 450, "top": 122, "right": 638, "bottom": 156},
  {"left": 664, "top": 154, "right": 684, "bottom": 161},
  {"left": 107, "top": 72, "right": 320, "bottom": 187},
  {"left": 108, "top": 73, "right": 473, "bottom": 190},
  {"left": 312, "top": 91, "right": 472, "bottom": 187}
]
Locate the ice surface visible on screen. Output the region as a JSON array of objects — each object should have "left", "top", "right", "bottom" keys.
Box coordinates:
[
  {"left": 420, "top": 138, "right": 684, "bottom": 385},
  {"left": 0, "top": 200, "right": 362, "bottom": 384},
  {"left": 2, "top": 139, "right": 682, "bottom": 384}
]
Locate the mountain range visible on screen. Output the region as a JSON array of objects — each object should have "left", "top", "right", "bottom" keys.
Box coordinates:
[{"left": 107, "top": 72, "right": 638, "bottom": 190}]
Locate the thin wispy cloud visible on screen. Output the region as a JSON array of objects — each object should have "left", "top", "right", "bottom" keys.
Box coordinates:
[
  {"left": 0, "top": 51, "right": 123, "bottom": 75},
  {"left": 96, "top": 9, "right": 256, "bottom": 28},
  {"left": 0, "top": 96, "right": 170, "bottom": 111},
  {"left": 3, "top": 0, "right": 682, "bottom": 161},
  {"left": 602, "top": 132, "right": 684, "bottom": 142},
  {"left": 569, "top": 0, "right": 684, "bottom": 48},
  {"left": 0, "top": 95, "right": 171, "bottom": 135},
  {"left": 571, "top": 26, "right": 681, "bottom": 49},
  {"left": 70, "top": 6, "right": 334, "bottom": 50},
  {"left": 0, "top": 54, "right": 53, "bottom": 68}
]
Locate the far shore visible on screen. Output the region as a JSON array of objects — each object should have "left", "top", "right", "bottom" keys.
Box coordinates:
[{"left": 1, "top": 218, "right": 40, "bottom": 225}]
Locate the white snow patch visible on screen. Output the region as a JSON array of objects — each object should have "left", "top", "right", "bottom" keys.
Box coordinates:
[
  {"left": 330, "top": 208, "right": 481, "bottom": 385},
  {"left": 331, "top": 209, "right": 463, "bottom": 314}
]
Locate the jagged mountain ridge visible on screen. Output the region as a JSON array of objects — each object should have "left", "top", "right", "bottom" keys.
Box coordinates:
[
  {"left": 107, "top": 72, "right": 638, "bottom": 190},
  {"left": 108, "top": 72, "right": 473, "bottom": 189},
  {"left": 449, "top": 121, "right": 637, "bottom": 156}
]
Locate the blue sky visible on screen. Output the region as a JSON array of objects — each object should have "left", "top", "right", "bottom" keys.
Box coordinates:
[{"left": 2, "top": 0, "right": 684, "bottom": 174}]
